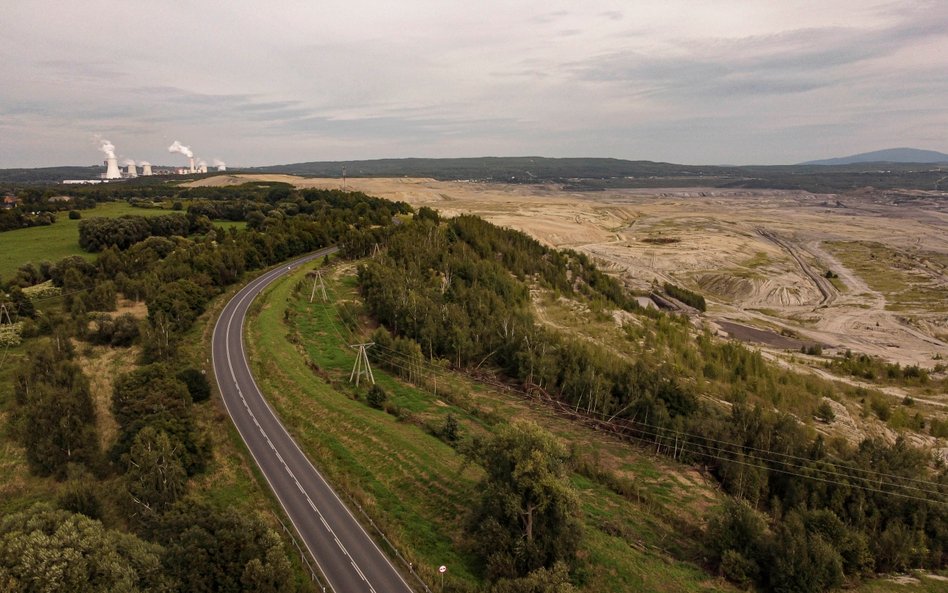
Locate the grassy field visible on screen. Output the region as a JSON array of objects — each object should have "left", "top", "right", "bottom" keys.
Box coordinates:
[
  {"left": 246, "top": 261, "right": 734, "bottom": 592},
  {"left": 0, "top": 202, "right": 246, "bottom": 280}
]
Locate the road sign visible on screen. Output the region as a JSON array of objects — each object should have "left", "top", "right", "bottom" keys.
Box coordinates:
[{"left": 439, "top": 565, "right": 447, "bottom": 573}]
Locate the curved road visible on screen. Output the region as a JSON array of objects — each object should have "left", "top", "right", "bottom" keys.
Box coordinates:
[{"left": 212, "top": 249, "right": 414, "bottom": 593}]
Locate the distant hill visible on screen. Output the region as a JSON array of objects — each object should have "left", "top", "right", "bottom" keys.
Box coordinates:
[
  {"left": 0, "top": 166, "right": 103, "bottom": 184},
  {"left": 802, "top": 148, "right": 948, "bottom": 166},
  {"left": 250, "top": 156, "right": 740, "bottom": 181}
]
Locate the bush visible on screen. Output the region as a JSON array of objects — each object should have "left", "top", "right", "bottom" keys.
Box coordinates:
[
  {"left": 366, "top": 384, "right": 387, "bottom": 409},
  {"left": 88, "top": 313, "right": 140, "bottom": 347},
  {"left": 176, "top": 368, "right": 211, "bottom": 403},
  {"left": 68, "top": 210, "right": 82, "bottom": 220},
  {"left": 815, "top": 401, "right": 836, "bottom": 423},
  {"left": 720, "top": 549, "right": 758, "bottom": 588},
  {"left": 58, "top": 478, "right": 103, "bottom": 520}
]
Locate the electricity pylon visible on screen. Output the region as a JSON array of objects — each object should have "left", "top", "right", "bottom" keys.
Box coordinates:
[
  {"left": 349, "top": 343, "right": 375, "bottom": 386},
  {"left": 309, "top": 270, "right": 328, "bottom": 303},
  {"left": 0, "top": 303, "right": 12, "bottom": 325}
]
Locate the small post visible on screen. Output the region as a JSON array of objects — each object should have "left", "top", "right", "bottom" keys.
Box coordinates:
[
  {"left": 372, "top": 243, "right": 381, "bottom": 257},
  {"left": 439, "top": 565, "right": 447, "bottom": 591},
  {"left": 349, "top": 343, "right": 375, "bottom": 386},
  {"left": 0, "top": 303, "right": 11, "bottom": 325}
]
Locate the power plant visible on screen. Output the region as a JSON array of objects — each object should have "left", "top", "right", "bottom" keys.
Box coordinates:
[{"left": 83, "top": 138, "right": 227, "bottom": 182}]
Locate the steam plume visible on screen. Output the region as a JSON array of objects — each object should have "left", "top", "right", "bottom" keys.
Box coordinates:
[
  {"left": 124, "top": 158, "right": 136, "bottom": 166},
  {"left": 212, "top": 158, "right": 226, "bottom": 167},
  {"left": 99, "top": 139, "right": 116, "bottom": 159},
  {"left": 167, "top": 140, "right": 193, "bottom": 158},
  {"left": 139, "top": 160, "right": 151, "bottom": 166}
]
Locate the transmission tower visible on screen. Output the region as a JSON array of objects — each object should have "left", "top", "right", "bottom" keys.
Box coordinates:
[
  {"left": 349, "top": 343, "right": 375, "bottom": 386},
  {"left": 309, "top": 270, "right": 328, "bottom": 303}
]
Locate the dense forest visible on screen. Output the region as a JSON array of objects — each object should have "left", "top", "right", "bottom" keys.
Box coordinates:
[{"left": 357, "top": 212, "right": 948, "bottom": 592}]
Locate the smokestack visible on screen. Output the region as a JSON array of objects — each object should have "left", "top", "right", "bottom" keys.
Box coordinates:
[
  {"left": 141, "top": 162, "right": 153, "bottom": 176},
  {"left": 189, "top": 157, "right": 196, "bottom": 173},
  {"left": 168, "top": 140, "right": 196, "bottom": 173},
  {"left": 125, "top": 159, "right": 138, "bottom": 178}
]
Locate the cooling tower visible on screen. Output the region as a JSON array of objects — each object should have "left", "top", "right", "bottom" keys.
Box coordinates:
[
  {"left": 105, "top": 157, "right": 121, "bottom": 179},
  {"left": 127, "top": 163, "right": 138, "bottom": 177},
  {"left": 217, "top": 164, "right": 227, "bottom": 172},
  {"left": 197, "top": 164, "right": 208, "bottom": 173},
  {"left": 142, "top": 163, "right": 153, "bottom": 176}
]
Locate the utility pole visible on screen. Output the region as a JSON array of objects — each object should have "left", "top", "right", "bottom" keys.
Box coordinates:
[
  {"left": 309, "top": 270, "right": 328, "bottom": 303},
  {"left": 342, "top": 165, "right": 347, "bottom": 191},
  {"left": 349, "top": 343, "right": 375, "bottom": 386},
  {"left": 372, "top": 243, "right": 381, "bottom": 257}
]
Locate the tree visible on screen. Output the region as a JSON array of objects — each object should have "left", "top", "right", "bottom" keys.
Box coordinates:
[
  {"left": 150, "top": 502, "right": 297, "bottom": 593},
  {"left": 123, "top": 427, "right": 188, "bottom": 517},
  {"left": 6, "top": 286, "right": 35, "bottom": 319},
  {"left": 13, "top": 343, "right": 99, "bottom": 478},
  {"left": 705, "top": 499, "right": 767, "bottom": 585},
  {"left": 0, "top": 504, "right": 170, "bottom": 593},
  {"left": 111, "top": 365, "right": 209, "bottom": 475},
  {"left": 464, "top": 421, "right": 582, "bottom": 580},
  {"left": 765, "top": 512, "right": 844, "bottom": 593}
]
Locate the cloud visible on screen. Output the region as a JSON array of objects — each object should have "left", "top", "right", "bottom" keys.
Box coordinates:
[{"left": 0, "top": 0, "right": 946, "bottom": 166}]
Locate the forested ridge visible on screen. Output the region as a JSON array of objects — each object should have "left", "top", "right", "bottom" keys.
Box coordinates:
[{"left": 357, "top": 211, "right": 948, "bottom": 592}]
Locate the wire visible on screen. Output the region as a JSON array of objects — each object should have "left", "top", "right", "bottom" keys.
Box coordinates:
[{"left": 302, "top": 263, "right": 948, "bottom": 504}]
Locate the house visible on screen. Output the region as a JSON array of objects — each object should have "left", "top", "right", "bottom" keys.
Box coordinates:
[
  {"left": 47, "top": 195, "right": 74, "bottom": 203},
  {"left": 1, "top": 195, "right": 20, "bottom": 210}
]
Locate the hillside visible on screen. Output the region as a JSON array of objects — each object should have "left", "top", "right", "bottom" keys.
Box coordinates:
[{"left": 803, "top": 148, "right": 948, "bottom": 166}]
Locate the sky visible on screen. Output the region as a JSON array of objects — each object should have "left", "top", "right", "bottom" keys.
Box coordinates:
[{"left": 1, "top": 0, "right": 946, "bottom": 167}]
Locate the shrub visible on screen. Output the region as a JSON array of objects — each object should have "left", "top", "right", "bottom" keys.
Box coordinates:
[
  {"left": 176, "top": 368, "right": 211, "bottom": 403},
  {"left": 815, "top": 401, "right": 836, "bottom": 423},
  {"left": 366, "top": 384, "right": 387, "bottom": 409},
  {"left": 68, "top": 210, "right": 82, "bottom": 220}
]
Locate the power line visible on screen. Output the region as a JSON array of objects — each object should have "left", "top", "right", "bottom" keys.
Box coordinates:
[{"left": 304, "top": 264, "right": 948, "bottom": 504}]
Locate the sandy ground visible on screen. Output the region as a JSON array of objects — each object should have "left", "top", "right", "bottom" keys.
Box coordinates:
[{"left": 189, "top": 175, "right": 948, "bottom": 368}]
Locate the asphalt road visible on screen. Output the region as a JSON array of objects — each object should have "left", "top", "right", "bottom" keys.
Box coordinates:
[{"left": 212, "top": 249, "right": 415, "bottom": 593}]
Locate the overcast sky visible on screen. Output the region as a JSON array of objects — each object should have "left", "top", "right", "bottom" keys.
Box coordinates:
[{"left": 1, "top": 0, "right": 946, "bottom": 167}]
